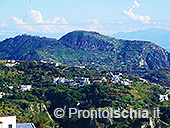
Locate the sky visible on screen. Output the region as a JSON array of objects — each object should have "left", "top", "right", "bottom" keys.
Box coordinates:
[{"left": 0, "top": 0, "right": 170, "bottom": 40}]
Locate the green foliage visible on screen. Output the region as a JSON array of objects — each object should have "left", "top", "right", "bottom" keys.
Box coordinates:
[
  {"left": 144, "top": 67, "right": 170, "bottom": 86},
  {"left": 33, "top": 112, "right": 50, "bottom": 128},
  {"left": 0, "top": 60, "right": 170, "bottom": 127},
  {"left": 0, "top": 31, "right": 169, "bottom": 76}
]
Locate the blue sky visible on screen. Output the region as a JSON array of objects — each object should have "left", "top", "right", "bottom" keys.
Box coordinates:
[{"left": 0, "top": 0, "right": 170, "bottom": 40}]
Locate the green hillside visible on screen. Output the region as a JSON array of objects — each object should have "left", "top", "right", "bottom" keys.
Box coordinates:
[
  {"left": 0, "top": 31, "right": 170, "bottom": 76},
  {"left": 144, "top": 67, "right": 170, "bottom": 86},
  {"left": 0, "top": 60, "right": 170, "bottom": 127}
]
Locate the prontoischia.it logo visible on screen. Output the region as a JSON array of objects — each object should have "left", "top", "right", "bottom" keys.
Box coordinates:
[{"left": 54, "top": 107, "right": 160, "bottom": 119}]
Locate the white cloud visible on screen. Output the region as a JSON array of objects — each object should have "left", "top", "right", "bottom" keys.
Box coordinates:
[
  {"left": 1, "top": 10, "right": 72, "bottom": 35},
  {"left": 11, "top": 17, "right": 26, "bottom": 24},
  {"left": 46, "top": 17, "right": 68, "bottom": 24},
  {"left": 2, "top": 17, "right": 26, "bottom": 27},
  {"left": 87, "top": 19, "right": 102, "bottom": 30},
  {"left": 24, "top": 10, "right": 44, "bottom": 24},
  {"left": 134, "top": 0, "right": 140, "bottom": 8},
  {"left": 108, "top": 21, "right": 123, "bottom": 24},
  {"left": 123, "top": 0, "right": 151, "bottom": 24},
  {"left": 123, "top": 8, "right": 151, "bottom": 24},
  {"left": 153, "top": 21, "right": 161, "bottom": 25},
  {"left": 131, "top": 5, "right": 135, "bottom": 8},
  {"left": 108, "top": 21, "right": 114, "bottom": 24},
  {"left": 0, "top": 8, "right": 166, "bottom": 40},
  {"left": 118, "top": 21, "right": 123, "bottom": 24},
  {"left": 23, "top": 10, "right": 68, "bottom": 25}
]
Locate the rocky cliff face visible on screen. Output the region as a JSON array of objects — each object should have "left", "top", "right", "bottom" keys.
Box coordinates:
[
  {"left": 141, "top": 43, "right": 170, "bottom": 70},
  {"left": 59, "top": 31, "right": 170, "bottom": 72},
  {"left": 59, "top": 31, "right": 117, "bottom": 51}
]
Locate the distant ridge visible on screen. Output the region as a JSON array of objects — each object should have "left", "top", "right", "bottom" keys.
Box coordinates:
[{"left": 113, "top": 28, "right": 170, "bottom": 52}]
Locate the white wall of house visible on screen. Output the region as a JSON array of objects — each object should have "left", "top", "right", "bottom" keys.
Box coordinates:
[
  {"left": 0, "top": 115, "right": 16, "bottom": 128},
  {"left": 5, "top": 63, "right": 15, "bottom": 67},
  {"left": 20, "top": 85, "right": 32, "bottom": 91}
]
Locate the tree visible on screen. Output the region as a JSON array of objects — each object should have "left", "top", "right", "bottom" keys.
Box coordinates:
[{"left": 33, "top": 112, "right": 50, "bottom": 128}]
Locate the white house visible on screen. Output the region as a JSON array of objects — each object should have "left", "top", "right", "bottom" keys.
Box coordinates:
[
  {"left": 20, "top": 85, "right": 32, "bottom": 91},
  {"left": 53, "top": 77, "right": 65, "bottom": 84},
  {"left": 121, "top": 81, "right": 130, "bottom": 85},
  {"left": 8, "top": 86, "right": 14, "bottom": 90},
  {"left": 118, "top": 73, "right": 123, "bottom": 76},
  {"left": 0, "top": 92, "right": 5, "bottom": 95},
  {"left": 75, "top": 66, "right": 85, "bottom": 69},
  {"left": 121, "top": 79, "right": 133, "bottom": 85},
  {"left": 93, "top": 80, "right": 102, "bottom": 83},
  {"left": 158, "top": 94, "right": 169, "bottom": 101},
  {"left": 53, "top": 77, "right": 59, "bottom": 83},
  {"left": 101, "top": 76, "right": 107, "bottom": 82},
  {"left": 139, "top": 78, "right": 149, "bottom": 83},
  {"left": 5, "top": 63, "right": 16, "bottom": 67},
  {"left": 0, "top": 115, "right": 16, "bottom": 128},
  {"left": 40, "top": 60, "right": 47, "bottom": 63},
  {"left": 7, "top": 60, "right": 16, "bottom": 63},
  {"left": 5, "top": 60, "right": 20, "bottom": 67},
  {"left": 58, "top": 77, "right": 65, "bottom": 84},
  {"left": 111, "top": 75, "right": 121, "bottom": 83},
  {"left": 69, "top": 82, "right": 77, "bottom": 87},
  {"left": 77, "top": 84, "right": 84, "bottom": 87},
  {"left": 0, "top": 92, "right": 5, "bottom": 99},
  {"left": 54, "top": 63, "right": 60, "bottom": 67},
  {"left": 0, "top": 115, "right": 36, "bottom": 128},
  {"left": 74, "top": 77, "right": 90, "bottom": 85}
]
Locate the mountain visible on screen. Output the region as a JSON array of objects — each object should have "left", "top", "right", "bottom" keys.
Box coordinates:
[
  {"left": 144, "top": 67, "right": 170, "bottom": 86},
  {"left": 0, "top": 31, "right": 170, "bottom": 75},
  {"left": 113, "top": 28, "right": 170, "bottom": 52},
  {"left": 0, "top": 34, "right": 58, "bottom": 61}
]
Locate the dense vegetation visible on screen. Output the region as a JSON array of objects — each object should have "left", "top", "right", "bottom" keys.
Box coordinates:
[
  {"left": 144, "top": 67, "right": 170, "bottom": 86},
  {"left": 0, "top": 60, "right": 170, "bottom": 128},
  {"left": 0, "top": 31, "right": 170, "bottom": 76},
  {"left": 0, "top": 31, "right": 170, "bottom": 127}
]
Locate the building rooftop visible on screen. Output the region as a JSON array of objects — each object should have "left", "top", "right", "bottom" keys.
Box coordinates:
[
  {"left": 0, "top": 115, "right": 16, "bottom": 117},
  {"left": 16, "top": 123, "right": 36, "bottom": 128}
]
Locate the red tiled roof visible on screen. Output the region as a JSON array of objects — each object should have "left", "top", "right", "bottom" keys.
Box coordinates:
[
  {"left": 7, "top": 63, "right": 15, "bottom": 64},
  {"left": 0, "top": 115, "right": 16, "bottom": 117},
  {"left": 93, "top": 80, "right": 102, "bottom": 82}
]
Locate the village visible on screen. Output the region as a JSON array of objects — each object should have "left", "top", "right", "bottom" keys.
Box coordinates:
[
  {"left": 0, "top": 59, "right": 170, "bottom": 128},
  {"left": 1, "top": 60, "right": 170, "bottom": 103}
]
